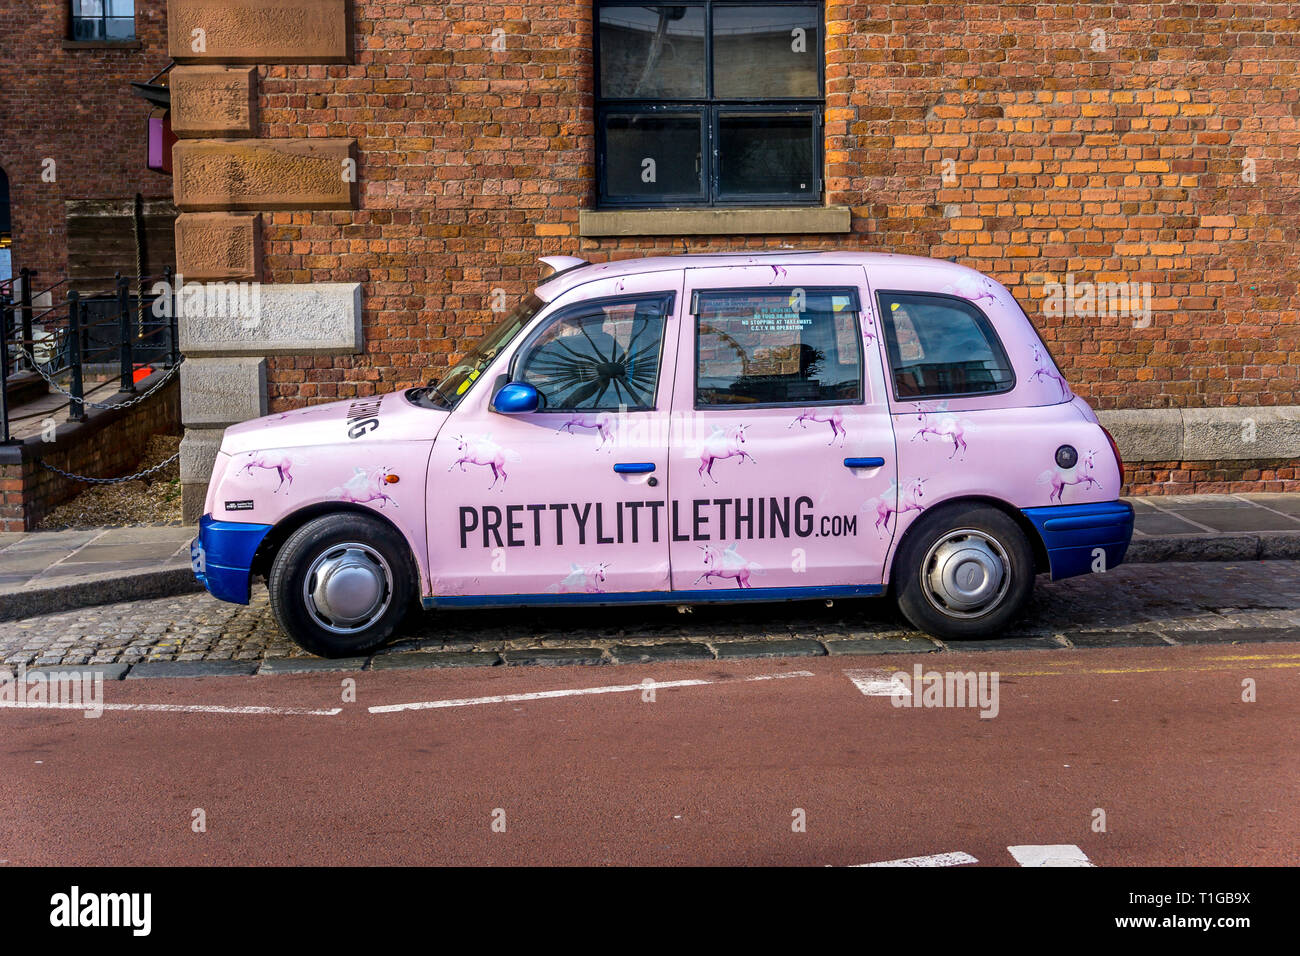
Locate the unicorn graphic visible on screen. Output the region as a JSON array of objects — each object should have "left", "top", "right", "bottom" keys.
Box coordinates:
[
  {"left": 941, "top": 272, "right": 1000, "bottom": 306},
  {"left": 911, "top": 402, "right": 970, "bottom": 459},
  {"left": 554, "top": 562, "right": 609, "bottom": 594},
  {"left": 1037, "top": 449, "right": 1102, "bottom": 503},
  {"left": 330, "top": 466, "right": 400, "bottom": 509},
  {"left": 865, "top": 477, "right": 927, "bottom": 534},
  {"left": 696, "top": 542, "right": 762, "bottom": 589},
  {"left": 789, "top": 407, "right": 847, "bottom": 446},
  {"left": 261, "top": 407, "right": 313, "bottom": 426},
  {"left": 240, "top": 450, "right": 295, "bottom": 493},
  {"left": 559, "top": 412, "right": 617, "bottom": 450},
  {"left": 697, "top": 424, "right": 756, "bottom": 483},
  {"left": 1030, "top": 343, "right": 1071, "bottom": 397},
  {"left": 447, "top": 434, "right": 520, "bottom": 490}
]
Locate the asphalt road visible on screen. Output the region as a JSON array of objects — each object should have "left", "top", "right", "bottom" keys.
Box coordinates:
[{"left": 3, "top": 642, "right": 1297, "bottom": 866}]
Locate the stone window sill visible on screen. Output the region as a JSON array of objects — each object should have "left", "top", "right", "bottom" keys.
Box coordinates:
[
  {"left": 62, "top": 40, "right": 143, "bottom": 51},
  {"left": 578, "top": 206, "right": 852, "bottom": 238}
]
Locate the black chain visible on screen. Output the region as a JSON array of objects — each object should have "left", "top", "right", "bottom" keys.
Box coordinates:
[
  {"left": 34, "top": 453, "right": 180, "bottom": 485},
  {"left": 19, "top": 348, "right": 181, "bottom": 410}
]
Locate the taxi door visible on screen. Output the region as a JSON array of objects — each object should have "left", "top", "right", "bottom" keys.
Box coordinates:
[
  {"left": 426, "top": 272, "right": 683, "bottom": 602},
  {"left": 665, "top": 264, "right": 897, "bottom": 596}
]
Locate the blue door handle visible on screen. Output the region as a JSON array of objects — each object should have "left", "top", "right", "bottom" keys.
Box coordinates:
[
  {"left": 614, "top": 462, "right": 656, "bottom": 474},
  {"left": 844, "top": 457, "right": 886, "bottom": 468}
]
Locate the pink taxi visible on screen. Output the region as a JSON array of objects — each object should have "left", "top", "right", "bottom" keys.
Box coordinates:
[{"left": 191, "top": 252, "right": 1133, "bottom": 657}]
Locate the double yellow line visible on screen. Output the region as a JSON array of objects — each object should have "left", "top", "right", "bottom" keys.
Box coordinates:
[{"left": 997, "top": 651, "right": 1300, "bottom": 678}]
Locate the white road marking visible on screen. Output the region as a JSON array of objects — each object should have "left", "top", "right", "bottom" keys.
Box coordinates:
[
  {"left": 369, "top": 669, "right": 816, "bottom": 714},
  {"left": 1007, "top": 844, "right": 1096, "bottom": 867},
  {"left": 0, "top": 701, "right": 342, "bottom": 717},
  {"left": 844, "top": 668, "right": 911, "bottom": 698},
  {"left": 856, "top": 851, "right": 978, "bottom": 867}
]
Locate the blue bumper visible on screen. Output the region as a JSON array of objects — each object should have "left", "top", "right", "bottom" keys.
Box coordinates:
[
  {"left": 1021, "top": 500, "right": 1135, "bottom": 580},
  {"left": 191, "top": 514, "right": 274, "bottom": 605}
]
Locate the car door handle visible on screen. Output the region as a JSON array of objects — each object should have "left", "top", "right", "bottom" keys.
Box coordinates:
[
  {"left": 614, "top": 462, "right": 656, "bottom": 474},
  {"left": 843, "top": 457, "right": 886, "bottom": 468}
]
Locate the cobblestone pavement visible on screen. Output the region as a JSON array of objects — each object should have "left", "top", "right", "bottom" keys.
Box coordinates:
[{"left": 2, "top": 560, "right": 1298, "bottom": 671}]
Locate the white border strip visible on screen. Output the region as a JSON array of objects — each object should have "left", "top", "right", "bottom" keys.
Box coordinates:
[
  {"left": 1007, "top": 844, "right": 1095, "bottom": 867},
  {"left": 857, "top": 851, "right": 979, "bottom": 867},
  {"left": 0, "top": 701, "right": 342, "bottom": 717},
  {"left": 369, "top": 669, "right": 816, "bottom": 714},
  {"left": 844, "top": 668, "right": 912, "bottom": 697}
]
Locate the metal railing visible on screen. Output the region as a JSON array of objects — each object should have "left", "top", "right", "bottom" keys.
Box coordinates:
[{"left": 0, "top": 267, "right": 181, "bottom": 443}]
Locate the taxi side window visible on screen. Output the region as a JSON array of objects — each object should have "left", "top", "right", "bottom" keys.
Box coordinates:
[
  {"left": 878, "top": 292, "right": 1014, "bottom": 399},
  {"left": 514, "top": 293, "right": 672, "bottom": 411},
  {"left": 694, "top": 288, "right": 862, "bottom": 407}
]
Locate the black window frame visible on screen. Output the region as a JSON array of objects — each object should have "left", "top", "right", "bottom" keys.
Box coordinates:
[
  {"left": 875, "top": 290, "right": 1017, "bottom": 403},
  {"left": 508, "top": 291, "right": 677, "bottom": 413},
  {"left": 0, "top": 166, "right": 10, "bottom": 240},
  {"left": 595, "top": 1, "right": 825, "bottom": 208},
  {"left": 69, "top": 0, "right": 137, "bottom": 41},
  {"left": 692, "top": 285, "right": 864, "bottom": 410}
]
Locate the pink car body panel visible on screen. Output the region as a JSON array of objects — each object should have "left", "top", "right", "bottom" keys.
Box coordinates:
[
  {"left": 193, "top": 252, "right": 1126, "bottom": 609},
  {"left": 204, "top": 392, "right": 442, "bottom": 593}
]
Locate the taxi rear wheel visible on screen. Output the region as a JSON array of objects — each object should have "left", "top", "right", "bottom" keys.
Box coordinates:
[
  {"left": 269, "top": 513, "right": 416, "bottom": 658},
  {"left": 894, "top": 503, "right": 1034, "bottom": 641}
]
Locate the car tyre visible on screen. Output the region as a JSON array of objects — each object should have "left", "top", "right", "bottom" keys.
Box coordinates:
[
  {"left": 894, "top": 502, "right": 1034, "bottom": 641},
  {"left": 269, "top": 513, "right": 416, "bottom": 658}
]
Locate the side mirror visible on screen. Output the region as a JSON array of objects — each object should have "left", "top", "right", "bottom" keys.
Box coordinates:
[{"left": 492, "top": 382, "right": 540, "bottom": 415}]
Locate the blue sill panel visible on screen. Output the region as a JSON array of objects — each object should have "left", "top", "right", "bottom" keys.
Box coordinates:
[
  {"left": 425, "top": 584, "right": 884, "bottom": 611},
  {"left": 1021, "top": 500, "right": 1135, "bottom": 580},
  {"left": 193, "top": 514, "right": 274, "bottom": 605}
]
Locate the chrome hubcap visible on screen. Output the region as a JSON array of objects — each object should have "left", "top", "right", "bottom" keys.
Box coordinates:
[
  {"left": 922, "top": 529, "right": 1010, "bottom": 618},
  {"left": 303, "top": 543, "right": 392, "bottom": 633}
]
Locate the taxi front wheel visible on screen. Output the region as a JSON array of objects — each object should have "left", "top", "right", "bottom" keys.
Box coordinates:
[
  {"left": 894, "top": 503, "right": 1034, "bottom": 641},
  {"left": 269, "top": 513, "right": 416, "bottom": 658}
]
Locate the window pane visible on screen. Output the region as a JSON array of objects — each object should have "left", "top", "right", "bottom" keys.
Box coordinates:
[
  {"left": 603, "top": 113, "right": 704, "bottom": 199},
  {"left": 106, "top": 17, "right": 135, "bottom": 39},
  {"left": 713, "top": 4, "right": 819, "bottom": 98},
  {"left": 518, "top": 297, "right": 670, "bottom": 411},
  {"left": 599, "top": 5, "right": 705, "bottom": 99},
  {"left": 72, "top": 17, "right": 104, "bottom": 40},
  {"left": 879, "top": 293, "right": 1015, "bottom": 398},
  {"left": 718, "top": 112, "right": 815, "bottom": 197},
  {"left": 71, "top": 0, "right": 135, "bottom": 39},
  {"left": 696, "top": 289, "right": 861, "bottom": 406}
]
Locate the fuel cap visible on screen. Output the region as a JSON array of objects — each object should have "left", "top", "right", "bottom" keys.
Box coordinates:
[{"left": 1055, "top": 444, "right": 1079, "bottom": 469}]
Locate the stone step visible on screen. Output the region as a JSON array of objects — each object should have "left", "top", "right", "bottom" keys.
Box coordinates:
[{"left": 4, "top": 370, "right": 49, "bottom": 407}]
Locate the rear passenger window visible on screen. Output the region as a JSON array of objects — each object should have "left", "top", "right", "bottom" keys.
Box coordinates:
[
  {"left": 878, "top": 292, "right": 1014, "bottom": 399},
  {"left": 695, "top": 288, "right": 862, "bottom": 407}
]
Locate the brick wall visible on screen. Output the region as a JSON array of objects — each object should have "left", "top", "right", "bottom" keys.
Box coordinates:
[
  {"left": 246, "top": 1, "right": 1299, "bottom": 417},
  {"left": 0, "top": 378, "right": 180, "bottom": 532},
  {"left": 0, "top": 1, "right": 172, "bottom": 280},
  {"left": 1125, "top": 458, "right": 1300, "bottom": 496}
]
